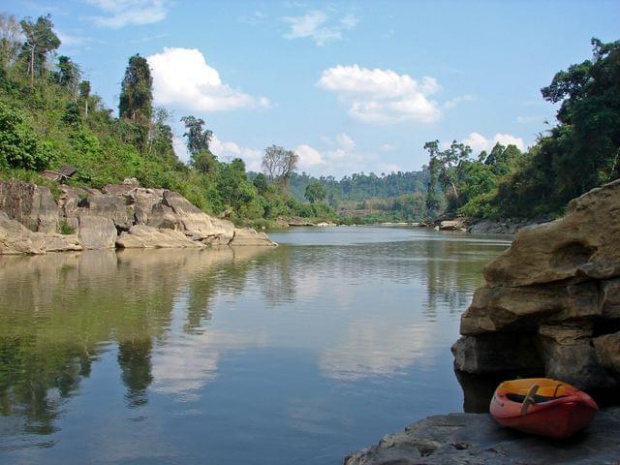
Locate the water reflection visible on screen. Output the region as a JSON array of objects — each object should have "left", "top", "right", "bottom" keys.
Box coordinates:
[{"left": 0, "top": 229, "right": 508, "bottom": 464}]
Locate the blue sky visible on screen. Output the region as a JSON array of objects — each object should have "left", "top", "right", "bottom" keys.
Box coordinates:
[{"left": 6, "top": 0, "right": 620, "bottom": 178}]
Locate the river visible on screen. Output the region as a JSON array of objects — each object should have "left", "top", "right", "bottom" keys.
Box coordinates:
[{"left": 0, "top": 226, "right": 510, "bottom": 465}]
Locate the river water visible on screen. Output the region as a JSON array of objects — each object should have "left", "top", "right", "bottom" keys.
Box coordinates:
[{"left": 0, "top": 226, "right": 509, "bottom": 465}]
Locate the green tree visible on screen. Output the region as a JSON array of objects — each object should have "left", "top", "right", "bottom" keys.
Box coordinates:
[
  {"left": 78, "top": 80, "right": 91, "bottom": 117},
  {"left": 19, "top": 14, "right": 60, "bottom": 86},
  {"left": 180, "top": 115, "right": 212, "bottom": 155},
  {"left": 304, "top": 180, "right": 327, "bottom": 204},
  {"left": 424, "top": 140, "right": 472, "bottom": 214},
  {"left": 252, "top": 173, "right": 268, "bottom": 194},
  {"left": 56, "top": 55, "right": 80, "bottom": 93},
  {"left": 119, "top": 54, "right": 152, "bottom": 150},
  {"left": 0, "top": 104, "right": 55, "bottom": 170}
]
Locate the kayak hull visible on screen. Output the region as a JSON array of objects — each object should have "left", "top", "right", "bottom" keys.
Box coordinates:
[{"left": 490, "top": 378, "right": 598, "bottom": 439}]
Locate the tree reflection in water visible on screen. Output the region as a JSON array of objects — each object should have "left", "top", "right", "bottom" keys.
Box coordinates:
[{"left": 0, "top": 231, "right": 508, "bottom": 461}]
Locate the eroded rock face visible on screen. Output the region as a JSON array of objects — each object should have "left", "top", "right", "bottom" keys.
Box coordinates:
[
  {"left": 0, "top": 181, "right": 277, "bottom": 253},
  {"left": 0, "top": 212, "right": 81, "bottom": 254},
  {"left": 0, "top": 182, "right": 59, "bottom": 233},
  {"left": 453, "top": 180, "right": 620, "bottom": 392}
]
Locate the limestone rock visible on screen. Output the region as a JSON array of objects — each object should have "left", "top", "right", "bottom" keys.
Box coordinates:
[
  {"left": 0, "top": 212, "right": 81, "bottom": 254},
  {"left": 593, "top": 332, "right": 620, "bottom": 376},
  {"left": 229, "top": 228, "right": 278, "bottom": 247},
  {"left": 31, "top": 232, "right": 82, "bottom": 253},
  {"left": 162, "top": 191, "right": 235, "bottom": 244},
  {"left": 78, "top": 216, "right": 118, "bottom": 249},
  {"left": 62, "top": 187, "right": 131, "bottom": 229},
  {"left": 116, "top": 225, "right": 206, "bottom": 249},
  {"left": 484, "top": 180, "right": 620, "bottom": 288},
  {"left": 2, "top": 182, "right": 277, "bottom": 253},
  {"left": 538, "top": 324, "right": 616, "bottom": 390},
  {"left": 0, "top": 212, "right": 41, "bottom": 254},
  {"left": 451, "top": 334, "right": 542, "bottom": 374},
  {"left": 439, "top": 219, "right": 465, "bottom": 231},
  {"left": 0, "top": 181, "right": 59, "bottom": 233},
  {"left": 344, "top": 408, "right": 620, "bottom": 465},
  {"left": 453, "top": 180, "right": 620, "bottom": 391}
]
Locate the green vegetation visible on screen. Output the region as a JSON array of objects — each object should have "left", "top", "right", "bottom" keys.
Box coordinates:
[
  {"left": 1, "top": 12, "right": 616, "bottom": 226},
  {"left": 424, "top": 38, "right": 620, "bottom": 220},
  {"left": 0, "top": 12, "right": 338, "bottom": 228},
  {"left": 286, "top": 170, "right": 430, "bottom": 223}
]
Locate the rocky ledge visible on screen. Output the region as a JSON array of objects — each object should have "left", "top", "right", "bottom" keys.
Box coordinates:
[
  {"left": 344, "top": 407, "right": 620, "bottom": 465},
  {"left": 452, "top": 179, "right": 620, "bottom": 394},
  {"left": 0, "top": 181, "right": 277, "bottom": 254}
]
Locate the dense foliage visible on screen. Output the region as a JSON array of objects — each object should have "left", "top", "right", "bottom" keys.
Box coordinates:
[
  {"left": 2, "top": 13, "right": 615, "bottom": 226},
  {"left": 424, "top": 38, "right": 620, "bottom": 220},
  {"left": 0, "top": 12, "right": 339, "bottom": 227}
]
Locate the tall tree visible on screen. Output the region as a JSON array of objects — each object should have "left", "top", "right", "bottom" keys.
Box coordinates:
[
  {"left": 180, "top": 115, "right": 212, "bottom": 155},
  {"left": 119, "top": 54, "right": 153, "bottom": 126},
  {"left": 19, "top": 14, "right": 61, "bottom": 86},
  {"left": 56, "top": 55, "right": 80, "bottom": 93},
  {"left": 119, "top": 54, "right": 153, "bottom": 150},
  {"left": 262, "top": 145, "right": 299, "bottom": 188},
  {"left": 78, "top": 80, "right": 91, "bottom": 117}
]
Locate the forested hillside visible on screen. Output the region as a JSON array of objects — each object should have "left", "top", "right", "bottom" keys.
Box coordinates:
[
  {"left": 421, "top": 38, "right": 620, "bottom": 220},
  {"left": 1, "top": 12, "right": 617, "bottom": 226},
  {"left": 0, "top": 13, "right": 337, "bottom": 227}
]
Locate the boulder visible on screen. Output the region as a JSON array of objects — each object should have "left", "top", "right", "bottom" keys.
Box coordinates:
[
  {"left": 1, "top": 182, "right": 278, "bottom": 253},
  {"left": 162, "top": 191, "right": 235, "bottom": 244},
  {"left": 31, "top": 232, "right": 82, "bottom": 253},
  {"left": 453, "top": 180, "right": 620, "bottom": 392},
  {"left": 0, "top": 212, "right": 81, "bottom": 254},
  {"left": 439, "top": 219, "right": 466, "bottom": 231},
  {"left": 62, "top": 187, "right": 131, "bottom": 230},
  {"left": 484, "top": 180, "right": 620, "bottom": 288},
  {"left": 229, "top": 228, "right": 278, "bottom": 247},
  {"left": 116, "top": 225, "right": 206, "bottom": 249},
  {"left": 593, "top": 332, "right": 620, "bottom": 377},
  {"left": 77, "top": 216, "right": 118, "bottom": 249},
  {"left": 0, "top": 181, "right": 59, "bottom": 233},
  {"left": 344, "top": 408, "right": 620, "bottom": 465},
  {"left": 0, "top": 211, "right": 42, "bottom": 254}
]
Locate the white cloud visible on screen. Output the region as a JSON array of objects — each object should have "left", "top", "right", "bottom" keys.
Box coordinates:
[
  {"left": 462, "top": 132, "right": 526, "bottom": 153},
  {"left": 444, "top": 94, "right": 475, "bottom": 109},
  {"left": 318, "top": 65, "right": 442, "bottom": 124},
  {"left": 295, "top": 133, "right": 401, "bottom": 177},
  {"left": 283, "top": 10, "right": 357, "bottom": 46},
  {"left": 148, "top": 48, "right": 270, "bottom": 112},
  {"left": 86, "top": 0, "right": 170, "bottom": 28},
  {"left": 295, "top": 144, "right": 326, "bottom": 169},
  {"left": 210, "top": 136, "right": 263, "bottom": 172}
]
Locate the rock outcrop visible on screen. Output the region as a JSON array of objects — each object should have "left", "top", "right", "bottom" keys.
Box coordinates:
[
  {"left": 0, "top": 212, "right": 81, "bottom": 254},
  {"left": 0, "top": 181, "right": 277, "bottom": 254},
  {"left": 452, "top": 180, "right": 620, "bottom": 392},
  {"left": 344, "top": 408, "right": 620, "bottom": 465}
]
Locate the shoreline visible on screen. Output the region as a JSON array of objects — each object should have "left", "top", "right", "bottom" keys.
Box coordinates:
[{"left": 344, "top": 407, "right": 620, "bottom": 464}]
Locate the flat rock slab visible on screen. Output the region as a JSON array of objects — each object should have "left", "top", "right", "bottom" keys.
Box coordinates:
[{"left": 344, "top": 408, "right": 620, "bottom": 465}]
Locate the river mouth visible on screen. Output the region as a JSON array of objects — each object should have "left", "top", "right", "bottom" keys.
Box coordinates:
[{"left": 0, "top": 227, "right": 509, "bottom": 465}]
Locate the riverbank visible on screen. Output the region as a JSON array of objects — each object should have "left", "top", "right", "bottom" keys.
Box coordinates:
[
  {"left": 344, "top": 407, "right": 620, "bottom": 464},
  {"left": 0, "top": 180, "right": 277, "bottom": 254}
]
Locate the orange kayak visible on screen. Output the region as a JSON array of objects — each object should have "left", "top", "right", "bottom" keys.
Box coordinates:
[{"left": 489, "top": 378, "right": 598, "bottom": 439}]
